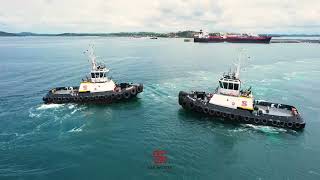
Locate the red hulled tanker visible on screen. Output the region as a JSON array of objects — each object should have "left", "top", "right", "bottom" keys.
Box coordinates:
[{"left": 194, "top": 30, "right": 272, "bottom": 44}]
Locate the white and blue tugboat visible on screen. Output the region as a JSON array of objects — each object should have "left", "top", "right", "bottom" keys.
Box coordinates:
[
  {"left": 178, "top": 56, "right": 305, "bottom": 130},
  {"left": 43, "top": 46, "right": 143, "bottom": 104}
]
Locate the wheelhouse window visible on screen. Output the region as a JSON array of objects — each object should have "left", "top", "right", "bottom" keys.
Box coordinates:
[
  {"left": 223, "top": 82, "right": 228, "bottom": 89},
  {"left": 91, "top": 73, "right": 95, "bottom": 78},
  {"left": 95, "top": 73, "right": 99, "bottom": 78},
  {"left": 100, "top": 72, "right": 104, "bottom": 78},
  {"left": 219, "top": 81, "right": 223, "bottom": 88},
  {"left": 234, "top": 83, "right": 239, "bottom": 90},
  {"left": 228, "top": 83, "right": 234, "bottom": 90}
]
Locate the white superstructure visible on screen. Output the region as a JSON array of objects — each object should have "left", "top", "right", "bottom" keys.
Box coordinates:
[
  {"left": 195, "top": 30, "right": 209, "bottom": 38},
  {"left": 209, "top": 53, "right": 254, "bottom": 110},
  {"left": 79, "top": 45, "right": 116, "bottom": 93}
]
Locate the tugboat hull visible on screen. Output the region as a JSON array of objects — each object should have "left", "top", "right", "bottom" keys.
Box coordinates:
[
  {"left": 43, "top": 83, "right": 143, "bottom": 104},
  {"left": 179, "top": 91, "right": 305, "bottom": 131}
]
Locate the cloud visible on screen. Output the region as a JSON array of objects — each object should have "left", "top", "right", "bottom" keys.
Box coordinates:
[{"left": 0, "top": 0, "right": 319, "bottom": 33}]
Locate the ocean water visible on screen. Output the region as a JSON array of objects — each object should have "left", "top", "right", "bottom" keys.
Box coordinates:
[{"left": 0, "top": 37, "right": 320, "bottom": 180}]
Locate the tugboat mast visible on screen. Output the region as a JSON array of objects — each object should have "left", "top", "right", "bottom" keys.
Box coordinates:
[
  {"left": 85, "top": 45, "right": 98, "bottom": 71},
  {"left": 235, "top": 55, "right": 241, "bottom": 79},
  {"left": 235, "top": 49, "right": 249, "bottom": 80}
]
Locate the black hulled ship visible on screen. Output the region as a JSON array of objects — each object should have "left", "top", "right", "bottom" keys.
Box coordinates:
[{"left": 43, "top": 46, "right": 143, "bottom": 104}]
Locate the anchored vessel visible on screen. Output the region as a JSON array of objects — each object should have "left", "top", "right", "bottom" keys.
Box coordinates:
[
  {"left": 178, "top": 56, "right": 305, "bottom": 130},
  {"left": 194, "top": 30, "right": 225, "bottom": 43},
  {"left": 194, "top": 30, "right": 272, "bottom": 44},
  {"left": 43, "top": 46, "right": 143, "bottom": 104},
  {"left": 225, "top": 34, "right": 272, "bottom": 43}
]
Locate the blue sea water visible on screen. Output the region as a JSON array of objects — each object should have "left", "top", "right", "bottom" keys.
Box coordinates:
[{"left": 0, "top": 37, "right": 320, "bottom": 180}]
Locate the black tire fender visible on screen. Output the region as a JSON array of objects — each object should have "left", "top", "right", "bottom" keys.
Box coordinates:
[
  {"left": 116, "top": 94, "right": 122, "bottom": 100},
  {"left": 272, "top": 120, "right": 279, "bottom": 126},
  {"left": 124, "top": 91, "right": 131, "bottom": 99},
  {"left": 137, "top": 85, "right": 143, "bottom": 93},
  {"left": 131, "top": 87, "right": 137, "bottom": 96},
  {"left": 222, "top": 113, "right": 227, "bottom": 118},
  {"left": 209, "top": 109, "right": 215, "bottom": 116},
  {"left": 254, "top": 118, "right": 260, "bottom": 124},
  {"left": 203, "top": 107, "right": 209, "bottom": 114},
  {"left": 188, "top": 102, "right": 195, "bottom": 109},
  {"left": 262, "top": 119, "right": 268, "bottom": 124}
]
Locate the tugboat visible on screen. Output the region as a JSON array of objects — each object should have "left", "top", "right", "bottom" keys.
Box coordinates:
[
  {"left": 178, "top": 56, "right": 305, "bottom": 130},
  {"left": 43, "top": 46, "right": 143, "bottom": 104}
]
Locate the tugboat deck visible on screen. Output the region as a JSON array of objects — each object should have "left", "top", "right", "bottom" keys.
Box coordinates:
[
  {"left": 54, "top": 89, "right": 77, "bottom": 95},
  {"left": 255, "top": 105, "right": 293, "bottom": 117}
]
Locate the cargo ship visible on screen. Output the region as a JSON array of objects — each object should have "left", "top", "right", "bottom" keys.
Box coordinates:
[
  {"left": 225, "top": 33, "right": 272, "bottom": 43},
  {"left": 194, "top": 30, "right": 272, "bottom": 43}
]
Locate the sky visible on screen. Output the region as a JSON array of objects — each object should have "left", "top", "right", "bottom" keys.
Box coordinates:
[{"left": 0, "top": 0, "right": 319, "bottom": 34}]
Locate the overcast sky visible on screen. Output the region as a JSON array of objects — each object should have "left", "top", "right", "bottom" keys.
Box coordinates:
[{"left": 0, "top": 0, "right": 319, "bottom": 34}]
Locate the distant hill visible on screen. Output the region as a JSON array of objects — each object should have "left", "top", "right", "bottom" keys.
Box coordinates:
[
  {"left": 16, "top": 32, "right": 38, "bottom": 36},
  {"left": 0, "top": 31, "right": 18, "bottom": 36},
  {"left": 0, "top": 30, "right": 319, "bottom": 38},
  {"left": 260, "top": 34, "right": 320, "bottom": 37}
]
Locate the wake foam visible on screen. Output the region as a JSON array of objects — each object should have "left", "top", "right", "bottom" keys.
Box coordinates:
[
  {"left": 37, "top": 104, "right": 64, "bottom": 110},
  {"left": 68, "top": 125, "right": 85, "bottom": 133},
  {"left": 243, "top": 124, "right": 287, "bottom": 134}
]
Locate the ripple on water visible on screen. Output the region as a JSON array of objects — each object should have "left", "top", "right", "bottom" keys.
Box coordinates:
[{"left": 68, "top": 124, "right": 85, "bottom": 133}]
